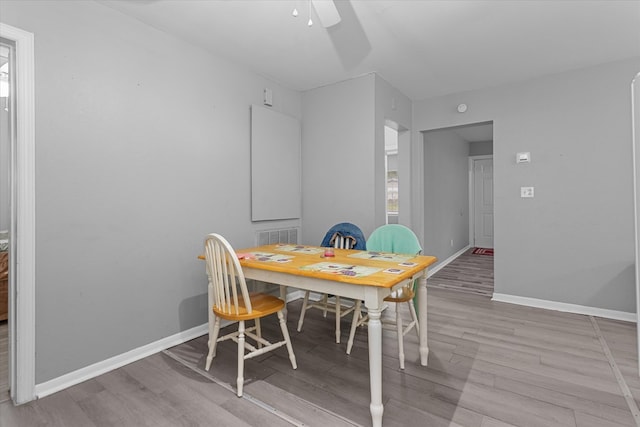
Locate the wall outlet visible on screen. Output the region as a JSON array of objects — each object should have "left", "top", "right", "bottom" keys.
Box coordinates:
[{"left": 521, "top": 187, "right": 534, "bottom": 198}]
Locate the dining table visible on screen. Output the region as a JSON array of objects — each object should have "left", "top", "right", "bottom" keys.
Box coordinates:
[{"left": 201, "top": 243, "right": 437, "bottom": 427}]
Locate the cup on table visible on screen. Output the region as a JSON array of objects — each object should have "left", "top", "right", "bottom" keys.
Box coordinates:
[{"left": 323, "top": 247, "right": 335, "bottom": 257}]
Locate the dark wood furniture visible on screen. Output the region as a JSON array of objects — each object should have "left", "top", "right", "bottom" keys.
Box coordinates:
[{"left": 0, "top": 251, "right": 7, "bottom": 321}]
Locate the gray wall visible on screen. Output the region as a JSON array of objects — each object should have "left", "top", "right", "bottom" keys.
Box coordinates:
[
  {"left": 469, "top": 141, "right": 493, "bottom": 156},
  {"left": 300, "top": 74, "right": 412, "bottom": 245},
  {"left": 2, "top": 0, "right": 302, "bottom": 383},
  {"left": 301, "top": 75, "right": 376, "bottom": 244},
  {"left": 374, "top": 75, "right": 413, "bottom": 228},
  {"left": 423, "top": 129, "right": 470, "bottom": 264},
  {"left": 413, "top": 57, "right": 640, "bottom": 313}
]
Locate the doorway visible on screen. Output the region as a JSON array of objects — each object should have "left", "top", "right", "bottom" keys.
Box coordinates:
[
  {"left": 631, "top": 72, "right": 640, "bottom": 374},
  {"left": 0, "top": 37, "right": 12, "bottom": 402},
  {"left": 423, "top": 121, "right": 494, "bottom": 297},
  {"left": 0, "top": 22, "right": 36, "bottom": 405}
]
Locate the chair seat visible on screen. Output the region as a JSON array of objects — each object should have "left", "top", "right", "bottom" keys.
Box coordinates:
[
  {"left": 384, "top": 285, "right": 414, "bottom": 303},
  {"left": 214, "top": 293, "right": 285, "bottom": 321}
]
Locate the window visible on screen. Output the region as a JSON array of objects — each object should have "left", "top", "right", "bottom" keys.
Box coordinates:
[{"left": 385, "top": 126, "right": 398, "bottom": 224}]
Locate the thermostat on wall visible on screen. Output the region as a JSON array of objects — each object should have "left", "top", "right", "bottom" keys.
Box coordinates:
[
  {"left": 516, "top": 152, "right": 531, "bottom": 163},
  {"left": 264, "top": 88, "right": 273, "bottom": 106}
]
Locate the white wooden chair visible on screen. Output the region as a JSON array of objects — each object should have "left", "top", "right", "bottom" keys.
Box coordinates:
[
  {"left": 297, "top": 233, "right": 359, "bottom": 344},
  {"left": 346, "top": 283, "right": 420, "bottom": 369},
  {"left": 345, "top": 224, "right": 421, "bottom": 369},
  {"left": 203, "top": 233, "right": 297, "bottom": 397}
]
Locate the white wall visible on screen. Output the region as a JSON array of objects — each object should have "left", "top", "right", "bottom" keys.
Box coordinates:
[
  {"left": 2, "top": 0, "right": 302, "bottom": 383},
  {"left": 413, "top": 57, "right": 640, "bottom": 313},
  {"left": 423, "top": 129, "right": 470, "bottom": 264}
]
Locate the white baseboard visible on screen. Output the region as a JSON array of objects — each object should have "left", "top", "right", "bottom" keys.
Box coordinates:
[
  {"left": 427, "top": 245, "right": 471, "bottom": 277},
  {"left": 33, "top": 290, "right": 340, "bottom": 399},
  {"left": 34, "top": 323, "right": 209, "bottom": 399},
  {"left": 286, "top": 289, "right": 306, "bottom": 301},
  {"left": 492, "top": 293, "right": 635, "bottom": 322},
  {"left": 286, "top": 289, "right": 324, "bottom": 302}
]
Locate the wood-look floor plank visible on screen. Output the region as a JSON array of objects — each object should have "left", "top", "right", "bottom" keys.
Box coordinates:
[
  {"left": 427, "top": 249, "right": 494, "bottom": 297},
  {"left": 463, "top": 328, "right": 608, "bottom": 361},
  {"left": 25, "top": 391, "right": 98, "bottom": 427},
  {"left": 2, "top": 271, "right": 639, "bottom": 427},
  {"left": 481, "top": 417, "right": 519, "bottom": 427},
  {"left": 430, "top": 379, "right": 577, "bottom": 427},
  {"left": 0, "top": 399, "right": 51, "bottom": 426},
  {"left": 382, "top": 397, "right": 467, "bottom": 427},
  {"left": 246, "top": 379, "right": 359, "bottom": 427},
  {"left": 574, "top": 410, "right": 635, "bottom": 427},
  {"left": 447, "top": 353, "right": 630, "bottom": 411},
  {"left": 494, "top": 376, "right": 636, "bottom": 426}
]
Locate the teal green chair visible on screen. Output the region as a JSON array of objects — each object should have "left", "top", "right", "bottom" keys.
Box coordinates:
[{"left": 346, "top": 224, "right": 422, "bottom": 370}]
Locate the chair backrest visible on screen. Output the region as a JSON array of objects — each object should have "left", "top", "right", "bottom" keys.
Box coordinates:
[
  {"left": 204, "top": 233, "right": 251, "bottom": 315},
  {"left": 366, "top": 224, "right": 422, "bottom": 255},
  {"left": 320, "top": 222, "right": 367, "bottom": 250},
  {"left": 333, "top": 234, "right": 356, "bottom": 249}
]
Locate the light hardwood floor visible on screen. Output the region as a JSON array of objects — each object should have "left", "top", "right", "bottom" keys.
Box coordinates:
[
  {"left": 427, "top": 248, "right": 494, "bottom": 297},
  {"left": 1, "top": 289, "right": 638, "bottom": 426}
]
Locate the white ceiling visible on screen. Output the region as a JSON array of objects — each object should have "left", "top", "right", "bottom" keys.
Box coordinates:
[{"left": 98, "top": 0, "right": 640, "bottom": 101}]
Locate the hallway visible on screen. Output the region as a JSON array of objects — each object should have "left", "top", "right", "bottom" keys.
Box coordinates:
[{"left": 427, "top": 248, "right": 494, "bottom": 297}]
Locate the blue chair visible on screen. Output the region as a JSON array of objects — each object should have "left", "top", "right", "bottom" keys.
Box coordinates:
[
  {"left": 346, "top": 224, "right": 422, "bottom": 369},
  {"left": 297, "top": 223, "right": 366, "bottom": 344}
]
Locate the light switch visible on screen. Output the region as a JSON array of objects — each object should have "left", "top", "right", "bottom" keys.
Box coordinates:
[{"left": 521, "top": 187, "right": 534, "bottom": 198}]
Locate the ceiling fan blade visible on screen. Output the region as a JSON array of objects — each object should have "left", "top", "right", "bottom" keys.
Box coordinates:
[{"left": 311, "top": 0, "right": 341, "bottom": 28}]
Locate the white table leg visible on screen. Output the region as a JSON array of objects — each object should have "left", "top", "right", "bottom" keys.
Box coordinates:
[
  {"left": 367, "top": 306, "right": 384, "bottom": 427},
  {"left": 418, "top": 274, "right": 429, "bottom": 366},
  {"left": 279, "top": 285, "right": 288, "bottom": 319},
  {"left": 335, "top": 296, "right": 341, "bottom": 343}
]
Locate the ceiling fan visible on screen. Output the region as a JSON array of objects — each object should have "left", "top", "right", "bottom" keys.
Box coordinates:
[
  {"left": 312, "top": 0, "right": 341, "bottom": 28},
  {"left": 294, "top": 0, "right": 341, "bottom": 28}
]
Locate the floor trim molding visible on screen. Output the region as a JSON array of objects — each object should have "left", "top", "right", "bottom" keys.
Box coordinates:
[
  {"left": 34, "top": 290, "right": 308, "bottom": 399},
  {"left": 427, "top": 245, "right": 471, "bottom": 277},
  {"left": 34, "top": 323, "right": 208, "bottom": 399},
  {"left": 492, "top": 293, "right": 635, "bottom": 322},
  {"left": 590, "top": 316, "right": 640, "bottom": 423}
]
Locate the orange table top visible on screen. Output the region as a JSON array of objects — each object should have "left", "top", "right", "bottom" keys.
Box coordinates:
[{"left": 199, "top": 244, "right": 437, "bottom": 289}]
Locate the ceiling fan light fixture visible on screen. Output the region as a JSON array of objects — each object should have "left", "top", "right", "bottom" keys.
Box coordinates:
[{"left": 292, "top": 0, "right": 339, "bottom": 28}]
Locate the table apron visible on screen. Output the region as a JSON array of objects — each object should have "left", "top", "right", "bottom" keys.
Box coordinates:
[{"left": 243, "top": 267, "right": 426, "bottom": 309}]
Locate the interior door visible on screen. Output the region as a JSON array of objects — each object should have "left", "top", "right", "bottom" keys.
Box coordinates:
[{"left": 473, "top": 157, "right": 494, "bottom": 248}]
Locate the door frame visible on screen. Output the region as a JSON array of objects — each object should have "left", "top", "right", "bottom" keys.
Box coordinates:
[
  {"left": 0, "top": 23, "right": 36, "bottom": 404},
  {"left": 468, "top": 155, "right": 493, "bottom": 248},
  {"left": 631, "top": 72, "right": 640, "bottom": 375}
]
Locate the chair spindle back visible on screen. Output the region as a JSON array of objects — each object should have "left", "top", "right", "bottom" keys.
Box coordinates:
[
  {"left": 333, "top": 234, "right": 356, "bottom": 250},
  {"left": 204, "top": 233, "right": 251, "bottom": 316}
]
